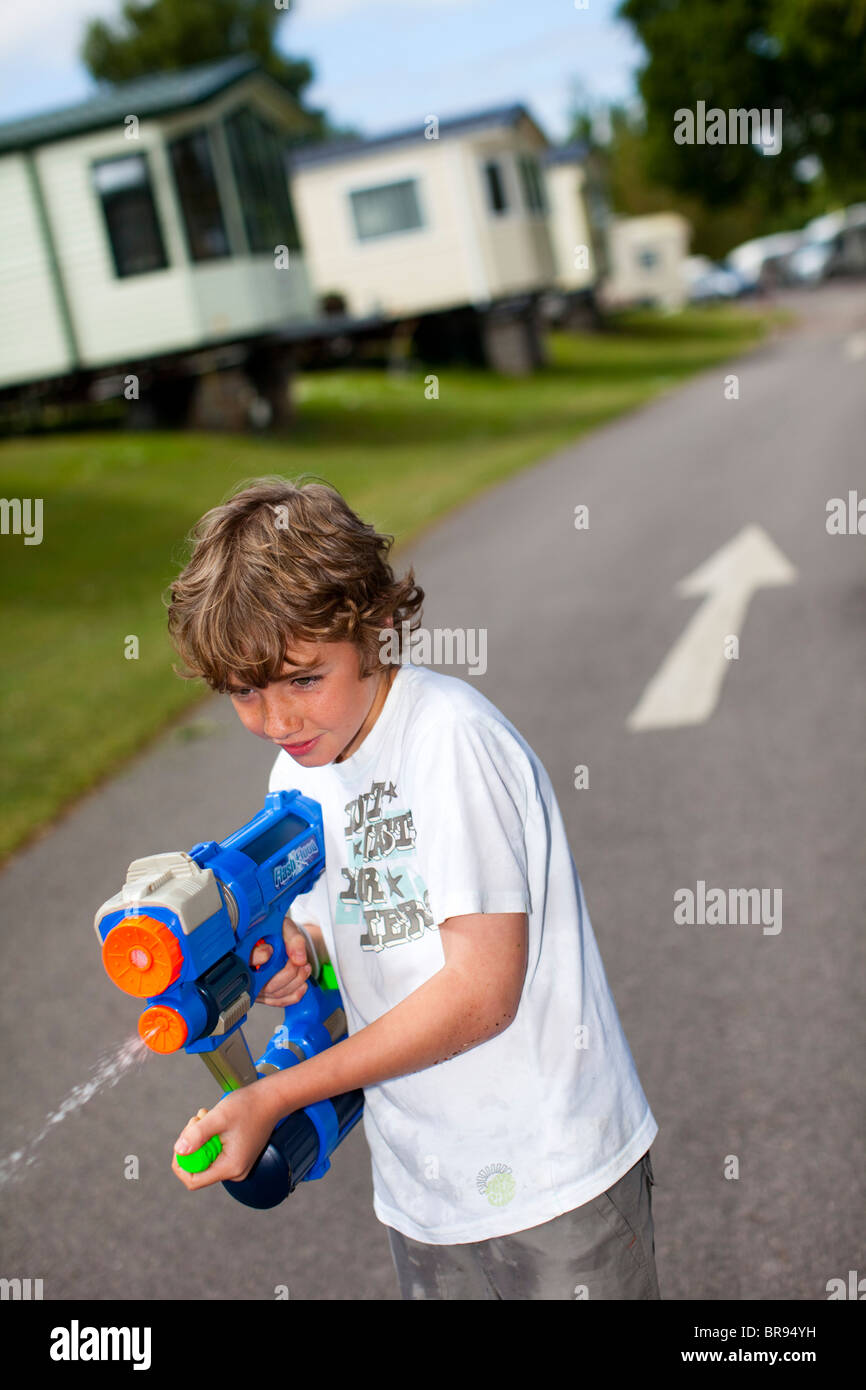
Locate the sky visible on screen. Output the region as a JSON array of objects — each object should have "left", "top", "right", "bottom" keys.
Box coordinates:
[{"left": 0, "top": 0, "right": 646, "bottom": 143}]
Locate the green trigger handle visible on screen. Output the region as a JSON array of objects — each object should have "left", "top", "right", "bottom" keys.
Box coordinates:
[{"left": 176, "top": 1135, "right": 223, "bottom": 1173}]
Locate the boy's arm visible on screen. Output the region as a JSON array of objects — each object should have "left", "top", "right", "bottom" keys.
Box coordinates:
[
  {"left": 174, "top": 911, "right": 527, "bottom": 1187},
  {"left": 280, "top": 909, "right": 527, "bottom": 1100}
]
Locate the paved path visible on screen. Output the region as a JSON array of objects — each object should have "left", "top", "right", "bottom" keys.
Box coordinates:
[{"left": 1, "top": 283, "right": 863, "bottom": 1300}]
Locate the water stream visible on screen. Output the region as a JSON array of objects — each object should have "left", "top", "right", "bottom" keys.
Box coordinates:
[{"left": 0, "top": 1033, "right": 151, "bottom": 1187}]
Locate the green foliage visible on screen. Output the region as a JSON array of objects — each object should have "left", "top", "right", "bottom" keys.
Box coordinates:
[
  {"left": 616, "top": 0, "right": 866, "bottom": 215},
  {"left": 79, "top": 0, "right": 356, "bottom": 143},
  {"left": 569, "top": 102, "right": 831, "bottom": 259},
  {"left": 765, "top": 0, "right": 866, "bottom": 204}
]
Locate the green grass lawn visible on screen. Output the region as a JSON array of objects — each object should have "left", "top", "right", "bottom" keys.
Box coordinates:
[{"left": 0, "top": 304, "right": 783, "bottom": 860}]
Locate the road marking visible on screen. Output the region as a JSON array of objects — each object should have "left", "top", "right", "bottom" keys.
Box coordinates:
[{"left": 627, "top": 525, "right": 797, "bottom": 731}]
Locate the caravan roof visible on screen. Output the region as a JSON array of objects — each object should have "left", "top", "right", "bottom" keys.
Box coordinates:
[{"left": 0, "top": 55, "right": 260, "bottom": 154}]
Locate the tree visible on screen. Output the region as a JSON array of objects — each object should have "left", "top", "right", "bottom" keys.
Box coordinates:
[
  {"left": 565, "top": 100, "right": 821, "bottom": 260},
  {"left": 80, "top": 0, "right": 358, "bottom": 145},
  {"left": 766, "top": 0, "right": 866, "bottom": 205},
  {"left": 616, "top": 0, "right": 866, "bottom": 214}
]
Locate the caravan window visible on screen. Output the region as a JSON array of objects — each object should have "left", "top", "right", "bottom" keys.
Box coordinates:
[
  {"left": 517, "top": 155, "right": 547, "bottom": 215},
  {"left": 484, "top": 161, "right": 508, "bottom": 214},
  {"left": 224, "top": 107, "right": 301, "bottom": 255},
  {"left": 169, "top": 129, "right": 230, "bottom": 261},
  {"left": 349, "top": 180, "right": 423, "bottom": 241},
  {"left": 92, "top": 154, "right": 168, "bottom": 278}
]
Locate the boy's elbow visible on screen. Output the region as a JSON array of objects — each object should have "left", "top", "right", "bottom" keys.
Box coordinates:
[
  {"left": 486, "top": 1010, "right": 518, "bottom": 1041},
  {"left": 482, "top": 988, "right": 522, "bottom": 1039},
  {"left": 440, "top": 911, "right": 527, "bottom": 1042}
]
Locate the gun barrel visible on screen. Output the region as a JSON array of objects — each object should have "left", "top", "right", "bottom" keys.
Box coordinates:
[
  {"left": 139, "top": 1004, "right": 188, "bottom": 1052},
  {"left": 101, "top": 916, "right": 183, "bottom": 997}
]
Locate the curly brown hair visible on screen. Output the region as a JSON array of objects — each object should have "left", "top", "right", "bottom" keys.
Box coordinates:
[{"left": 165, "top": 474, "right": 425, "bottom": 690}]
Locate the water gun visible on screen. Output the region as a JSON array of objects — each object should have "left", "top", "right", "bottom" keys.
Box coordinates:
[{"left": 93, "top": 790, "right": 363, "bottom": 1209}]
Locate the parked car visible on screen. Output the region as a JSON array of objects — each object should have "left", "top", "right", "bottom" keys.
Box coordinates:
[
  {"left": 786, "top": 207, "right": 866, "bottom": 285},
  {"left": 726, "top": 232, "right": 803, "bottom": 291},
  {"left": 683, "top": 255, "right": 749, "bottom": 301}
]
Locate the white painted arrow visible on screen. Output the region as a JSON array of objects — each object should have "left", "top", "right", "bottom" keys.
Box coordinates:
[{"left": 627, "top": 524, "right": 797, "bottom": 731}]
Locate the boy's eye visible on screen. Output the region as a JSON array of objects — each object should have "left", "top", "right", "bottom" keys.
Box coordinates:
[{"left": 228, "top": 675, "right": 321, "bottom": 697}]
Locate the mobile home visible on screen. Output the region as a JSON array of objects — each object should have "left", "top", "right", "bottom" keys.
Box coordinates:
[
  {"left": 602, "top": 212, "right": 692, "bottom": 310},
  {"left": 0, "top": 55, "right": 316, "bottom": 423},
  {"left": 541, "top": 141, "right": 610, "bottom": 324},
  {"left": 288, "top": 104, "right": 602, "bottom": 371}
]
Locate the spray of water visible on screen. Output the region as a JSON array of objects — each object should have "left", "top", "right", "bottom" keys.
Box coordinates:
[{"left": 0, "top": 1032, "right": 152, "bottom": 1187}]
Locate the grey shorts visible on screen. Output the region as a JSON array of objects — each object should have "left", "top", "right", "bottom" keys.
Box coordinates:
[{"left": 386, "top": 1149, "right": 660, "bottom": 1300}]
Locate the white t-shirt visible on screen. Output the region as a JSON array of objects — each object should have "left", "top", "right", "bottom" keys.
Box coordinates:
[{"left": 268, "top": 663, "right": 657, "bottom": 1245}]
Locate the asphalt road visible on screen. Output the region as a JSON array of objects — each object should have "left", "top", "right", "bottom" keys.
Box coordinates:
[{"left": 1, "top": 282, "right": 863, "bottom": 1302}]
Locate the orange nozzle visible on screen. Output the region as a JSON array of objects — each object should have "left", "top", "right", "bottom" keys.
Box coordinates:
[
  {"left": 139, "top": 1005, "right": 188, "bottom": 1053},
  {"left": 102, "top": 916, "right": 183, "bottom": 998}
]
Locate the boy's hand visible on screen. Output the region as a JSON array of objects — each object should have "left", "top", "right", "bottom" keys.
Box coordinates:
[
  {"left": 251, "top": 915, "right": 313, "bottom": 1007},
  {"left": 172, "top": 1086, "right": 285, "bottom": 1191}
]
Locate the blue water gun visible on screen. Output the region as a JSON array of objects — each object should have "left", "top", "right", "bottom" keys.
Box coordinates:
[{"left": 93, "top": 790, "right": 362, "bottom": 1208}]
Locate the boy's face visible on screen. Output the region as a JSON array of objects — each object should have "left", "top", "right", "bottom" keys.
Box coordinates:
[{"left": 225, "top": 628, "right": 395, "bottom": 766}]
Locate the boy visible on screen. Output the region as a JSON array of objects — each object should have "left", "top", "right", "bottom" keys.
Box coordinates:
[{"left": 168, "top": 475, "right": 660, "bottom": 1300}]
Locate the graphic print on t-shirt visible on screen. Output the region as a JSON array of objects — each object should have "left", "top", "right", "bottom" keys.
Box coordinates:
[{"left": 337, "top": 777, "right": 437, "bottom": 952}]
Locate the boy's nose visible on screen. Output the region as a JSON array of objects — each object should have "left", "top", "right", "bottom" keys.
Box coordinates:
[
  {"left": 261, "top": 697, "right": 302, "bottom": 742},
  {"left": 267, "top": 729, "right": 302, "bottom": 744},
  {"left": 265, "top": 718, "right": 303, "bottom": 742}
]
